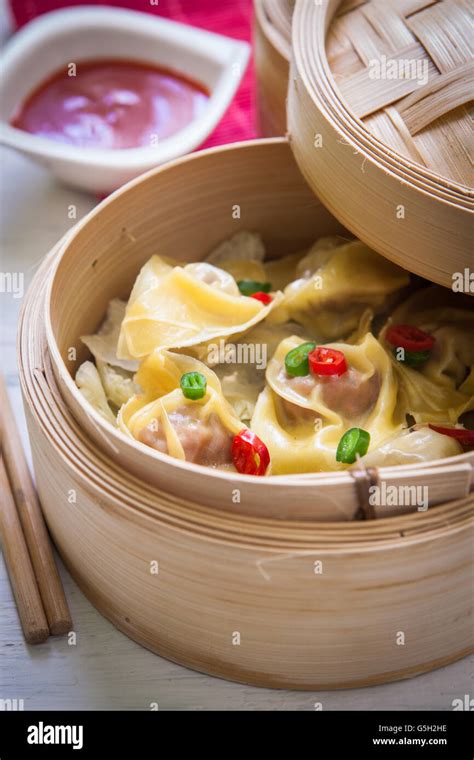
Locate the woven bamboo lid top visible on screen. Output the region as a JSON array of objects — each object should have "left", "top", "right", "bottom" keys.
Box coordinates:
[{"left": 326, "top": 0, "right": 473, "bottom": 187}]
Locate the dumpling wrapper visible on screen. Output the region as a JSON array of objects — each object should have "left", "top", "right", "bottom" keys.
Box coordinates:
[
  {"left": 265, "top": 238, "right": 350, "bottom": 295},
  {"left": 271, "top": 240, "right": 410, "bottom": 339},
  {"left": 358, "top": 426, "right": 462, "bottom": 468},
  {"left": 119, "top": 351, "right": 244, "bottom": 468},
  {"left": 127, "top": 254, "right": 176, "bottom": 306},
  {"left": 206, "top": 230, "right": 265, "bottom": 266},
  {"left": 391, "top": 364, "right": 473, "bottom": 424},
  {"left": 205, "top": 231, "right": 268, "bottom": 284},
  {"left": 184, "top": 262, "right": 240, "bottom": 295},
  {"left": 117, "top": 255, "right": 240, "bottom": 357},
  {"left": 117, "top": 255, "right": 283, "bottom": 360},
  {"left": 119, "top": 387, "right": 244, "bottom": 466},
  {"left": 211, "top": 321, "right": 313, "bottom": 421},
  {"left": 75, "top": 361, "right": 116, "bottom": 424},
  {"left": 96, "top": 360, "right": 137, "bottom": 409},
  {"left": 251, "top": 332, "right": 402, "bottom": 474},
  {"left": 294, "top": 236, "right": 351, "bottom": 277},
  {"left": 381, "top": 287, "right": 474, "bottom": 423},
  {"left": 81, "top": 298, "right": 138, "bottom": 372},
  {"left": 252, "top": 333, "right": 401, "bottom": 474},
  {"left": 206, "top": 232, "right": 344, "bottom": 293},
  {"left": 134, "top": 348, "right": 222, "bottom": 401}
]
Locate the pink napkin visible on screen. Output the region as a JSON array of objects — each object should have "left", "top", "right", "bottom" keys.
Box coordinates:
[{"left": 8, "top": 0, "right": 257, "bottom": 148}]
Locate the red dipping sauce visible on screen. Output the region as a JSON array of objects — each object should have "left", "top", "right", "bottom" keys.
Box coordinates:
[{"left": 12, "top": 59, "right": 210, "bottom": 149}]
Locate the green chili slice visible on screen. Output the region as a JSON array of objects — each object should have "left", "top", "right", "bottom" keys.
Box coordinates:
[
  {"left": 180, "top": 372, "right": 207, "bottom": 400},
  {"left": 336, "top": 428, "right": 371, "bottom": 464},
  {"left": 397, "top": 348, "right": 431, "bottom": 368},
  {"left": 237, "top": 279, "right": 272, "bottom": 297},
  {"left": 284, "top": 342, "right": 317, "bottom": 377}
]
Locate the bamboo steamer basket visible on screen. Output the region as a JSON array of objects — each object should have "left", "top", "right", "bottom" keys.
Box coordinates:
[
  {"left": 254, "top": 0, "right": 292, "bottom": 135},
  {"left": 289, "top": 0, "right": 473, "bottom": 288},
  {"left": 43, "top": 139, "right": 472, "bottom": 519},
  {"left": 19, "top": 139, "right": 474, "bottom": 688}
]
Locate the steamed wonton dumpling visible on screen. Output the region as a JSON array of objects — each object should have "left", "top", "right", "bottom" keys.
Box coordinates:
[
  {"left": 271, "top": 240, "right": 410, "bottom": 340},
  {"left": 263, "top": 238, "right": 348, "bottom": 293},
  {"left": 205, "top": 231, "right": 331, "bottom": 291},
  {"left": 96, "top": 360, "right": 137, "bottom": 410},
  {"left": 206, "top": 230, "right": 265, "bottom": 266},
  {"left": 75, "top": 361, "right": 116, "bottom": 424},
  {"left": 81, "top": 298, "right": 138, "bottom": 372},
  {"left": 359, "top": 426, "right": 463, "bottom": 468},
  {"left": 119, "top": 351, "right": 243, "bottom": 468},
  {"left": 251, "top": 332, "right": 401, "bottom": 474},
  {"left": 120, "top": 390, "right": 242, "bottom": 467},
  {"left": 117, "top": 254, "right": 282, "bottom": 360},
  {"left": 211, "top": 321, "right": 313, "bottom": 421},
  {"left": 205, "top": 231, "right": 267, "bottom": 282},
  {"left": 382, "top": 287, "right": 474, "bottom": 423}
]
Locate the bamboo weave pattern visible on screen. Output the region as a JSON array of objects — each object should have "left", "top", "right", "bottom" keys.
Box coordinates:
[{"left": 327, "top": 0, "right": 473, "bottom": 185}]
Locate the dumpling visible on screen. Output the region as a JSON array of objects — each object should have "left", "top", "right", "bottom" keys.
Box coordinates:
[
  {"left": 126, "top": 254, "right": 176, "bottom": 307},
  {"left": 205, "top": 230, "right": 266, "bottom": 283},
  {"left": 381, "top": 287, "right": 474, "bottom": 423},
  {"left": 96, "top": 360, "right": 137, "bottom": 410},
  {"left": 385, "top": 286, "right": 474, "bottom": 382},
  {"left": 120, "top": 389, "right": 243, "bottom": 467},
  {"left": 134, "top": 348, "right": 222, "bottom": 401},
  {"left": 294, "top": 236, "right": 351, "bottom": 276},
  {"left": 270, "top": 240, "right": 410, "bottom": 340},
  {"left": 81, "top": 298, "right": 138, "bottom": 372},
  {"left": 80, "top": 299, "right": 138, "bottom": 409},
  {"left": 119, "top": 350, "right": 243, "bottom": 468},
  {"left": 391, "top": 366, "right": 473, "bottom": 424},
  {"left": 205, "top": 231, "right": 319, "bottom": 291},
  {"left": 207, "top": 230, "right": 266, "bottom": 265},
  {"left": 184, "top": 262, "right": 240, "bottom": 295},
  {"left": 359, "top": 426, "right": 463, "bottom": 468},
  {"left": 263, "top": 251, "right": 304, "bottom": 292},
  {"left": 117, "top": 254, "right": 282, "bottom": 360},
  {"left": 251, "top": 332, "right": 401, "bottom": 473},
  {"left": 264, "top": 237, "right": 347, "bottom": 293},
  {"left": 210, "top": 320, "right": 313, "bottom": 421},
  {"left": 206, "top": 233, "right": 347, "bottom": 293},
  {"left": 75, "top": 361, "right": 116, "bottom": 424}
]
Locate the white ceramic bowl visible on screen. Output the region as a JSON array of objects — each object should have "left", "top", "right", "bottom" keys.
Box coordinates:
[{"left": 0, "top": 6, "right": 250, "bottom": 193}]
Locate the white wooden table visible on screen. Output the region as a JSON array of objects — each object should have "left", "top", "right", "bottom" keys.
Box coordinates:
[{"left": 0, "top": 6, "right": 471, "bottom": 712}]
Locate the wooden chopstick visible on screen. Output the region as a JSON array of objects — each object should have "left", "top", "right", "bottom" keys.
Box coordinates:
[
  {"left": 0, "top": 374, "right": 72, "bottom": 636},
  {"left": 0, "top": 452, "right": 49, "bottom": 644}
]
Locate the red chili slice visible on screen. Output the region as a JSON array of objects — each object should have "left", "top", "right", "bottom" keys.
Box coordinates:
[
  {"left": 386, "top": 324, "right": 435, "bottom": 353},
  {"left": 250, "top": 291, "right": 272, "bottom": 305},
  {"left": 232, "top": 429, "right": 270, "bottom": 476},
  {"left": 309, "top": 347, "right": 348, "bottom": 377},
  {"left": 429, "top": 424, "right": 474, "bottom": 448}
]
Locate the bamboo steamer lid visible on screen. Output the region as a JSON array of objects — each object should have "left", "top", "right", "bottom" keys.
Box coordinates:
[
  {"left": 289, "top": 0, "right": 473, "bottom": 288},
  {"left": 326, "top": 0, "right": 473, "bottom": 186}
]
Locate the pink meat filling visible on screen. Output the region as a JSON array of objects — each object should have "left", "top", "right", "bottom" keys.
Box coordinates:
[
  {"left": 138, "top": 408, "right": 234, "bottom": 467},
  {"left": 281, "top": 368, "right": 380, "bottom": 419}
]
